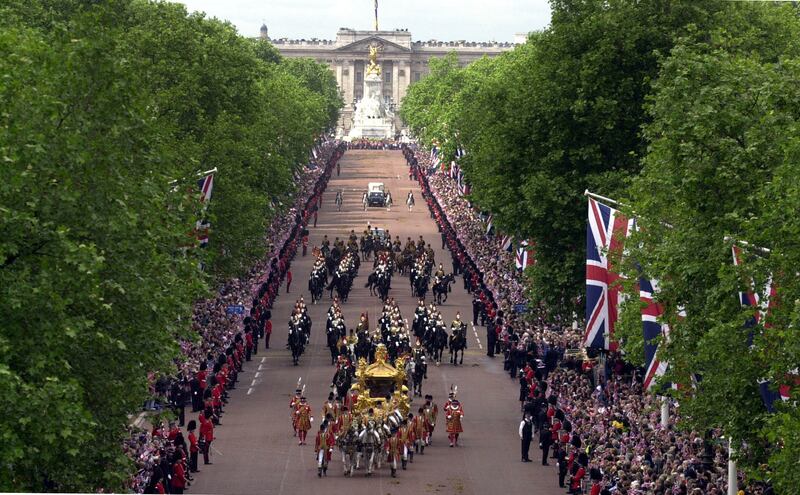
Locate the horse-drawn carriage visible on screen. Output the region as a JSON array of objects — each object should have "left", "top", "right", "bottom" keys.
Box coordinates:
[{"left": 335, "top": 344, "right": 412, "bottom": 477}]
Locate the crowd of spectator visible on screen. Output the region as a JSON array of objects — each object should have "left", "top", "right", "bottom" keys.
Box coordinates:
[
  {"left": 403, "top": 145, "right": 771, "bottom": 495},
  {"left": 346, "top": 138, "right": 402, "bottom": 150},
  {"left": 124, "top": 140, "right": 345, "bottom": 493}
]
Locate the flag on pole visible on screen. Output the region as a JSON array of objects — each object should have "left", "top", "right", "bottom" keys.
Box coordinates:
[
  {"left": 515, "top": 240, "right": 534, "bottom": 270},
  {"left": 584, "top": 197, "right": 634, "bottom": 350},
  {"left": 640, "top": 276, "right": 670, "bottom": 391},
  {"left": 500, "top": 235, "right": 513, "bottom": 253},
  {"left": 485, "top": 215, "right": 494, "bottom": 236},
  {"left": 195, "top": 220, "right": 211, "bottom": 247},
  {"left": 732, "top": 245, "right": 777, "bottom": 330},
  {"left": 197, "top": 173, "right": 214, "bottom": 203},
  {"left": 450, "top": 161, "right": 458, "bottom": 180},
  {"left": 731, "top": 243, "right": 794, "bottom": 411}
]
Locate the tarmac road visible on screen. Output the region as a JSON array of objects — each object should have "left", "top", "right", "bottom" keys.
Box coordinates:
[{"left": 189, "top": 150, "right": 563, "bottom": 495}]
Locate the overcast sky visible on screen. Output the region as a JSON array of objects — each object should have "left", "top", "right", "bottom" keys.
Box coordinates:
[{"left": 178, "top": 0, "right": 551, "bottom": 42}]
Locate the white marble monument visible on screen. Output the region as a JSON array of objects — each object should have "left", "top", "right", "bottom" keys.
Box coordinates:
[{"left": 347, "top": 42, "right": 395, "bottom": 140}]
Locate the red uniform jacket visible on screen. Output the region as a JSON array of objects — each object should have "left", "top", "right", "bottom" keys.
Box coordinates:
[
  {"left": 188, "top": 431, "right": 199, "bottom": 453},
  {"left": 199, "top": 416, "right": 214, "bottom": 442},
  {"left": 171, "top": 462, "right": 186, "bottom": 489}
]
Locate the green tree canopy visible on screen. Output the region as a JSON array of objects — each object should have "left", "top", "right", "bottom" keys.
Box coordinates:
[
  {"left": 0, "top": 0, "right": 340, "bottom": 490},
  {"left": 402, "top": 0, "right": 726, "bottom": 317}
]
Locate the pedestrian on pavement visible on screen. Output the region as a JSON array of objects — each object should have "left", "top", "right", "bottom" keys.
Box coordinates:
[
  {"left": 519, "top": 413, "right": 533, "bottom": 462},
  {"left": 556, "top": 443, "right": 568, "bottom": 488},
  {"left": 286, "top": 268, "right": 292, "bottom": 293},
  {"left": 486, "top": 317, "right": 497, "bottom": 357},
  {"left": 199, "top": 411, "right": 214, "bottom": 465},
  {"left": 518, "top": 370, "right": 529, "bottom": 410},
  {"left": 264, "top": 318, "right": 272, "bottom": 349},
  {"left": 313, "top": 210, "right": 318, "bottom": 227},
  {"left": 385, "top": 191, "right": 393, "bottom": 212},
  {"left": 171, "top": 448, "right": 187, "bottom": 494},
  {"left": 187, "top": 420, "right": 199, "bottom": 473},
  {"left": 472, "top": 294, "right": 481, "bottom": 326},
  {"left": 539, "top": 416, "right": 551, "bottom": 466}
]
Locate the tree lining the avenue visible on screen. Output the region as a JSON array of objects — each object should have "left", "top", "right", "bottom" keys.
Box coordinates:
[
  {"left": 0, "top": 0, "right": 341, "bottom": 491},
  {"left": 401, "top": 1, "right": 800, "bottom": 492}
]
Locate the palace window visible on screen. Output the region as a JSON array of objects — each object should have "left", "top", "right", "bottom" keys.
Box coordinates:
[
  {"left": 413, "top": 72, "right": 421, "bottom": 82},
  {"left": 384, "top": 71, "right": 392, "bottom": 83},
  {"left": 398, "top": 69, "right": 405, "bottom": 77},
  {"left": 356, "top": 71, "right": 363, "bottom": 83}
]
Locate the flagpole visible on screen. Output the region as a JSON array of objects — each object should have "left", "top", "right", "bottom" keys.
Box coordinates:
[
  {"left": 168, "top": 167, "right": 218, "bottom": 186},
  {"left": 723, "top": 236, "right": 771, "bottom": 254},
  {"left": 727, "top": 437, "right": 737, "bottom": 495},
  {"left": 584, "top": 189, "right": 623, "bottom": 207}
]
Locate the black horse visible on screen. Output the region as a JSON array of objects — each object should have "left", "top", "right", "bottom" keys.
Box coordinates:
[
  {"left": 412, "top": 275, "right": 429, "bottom": 299},
  {"left": 448, "top": 323, "right": 467, "bottom": 366},
  {"left": 360, "top": 236, "right": 373, "bottom": 261},
  {"left": 288, "top": 326, "right": 305, "bottom": 366},
  {"left": 332, "top": 366, "right": 353, "bottom": 400},
  {"left": 432, "top": 273, "right": 455, "bottom": 305},
  {"left": 411, "top": 354, "right": 427, "bottom": 396},
  {"left": 326, "top": 327, "right": 340, "bottom": 365},
  {"left": 425, "top": 326, "right": 448, "bottom": 365},
  {"left": 354, "top": 331, "right": 372, "bottom": 362},
  {"left": 309, "top": 267, "right": 327, "bottom": 304}
]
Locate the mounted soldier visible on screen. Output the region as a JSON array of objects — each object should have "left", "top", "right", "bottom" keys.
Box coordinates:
[{"left": 448, "top": 312, "right": 468, "bottom": 366}]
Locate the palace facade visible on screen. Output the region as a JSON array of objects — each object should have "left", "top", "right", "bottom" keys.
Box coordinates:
[{"left": 262, "top": 25, "right": 522, "bottom": 134}]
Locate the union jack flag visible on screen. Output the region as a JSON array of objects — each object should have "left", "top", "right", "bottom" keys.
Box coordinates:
[
  {"left": 515, "top": 240, "right": 534, "bottom": 270},
  {"left": 500, "top": 234, "right": 513, "bottom": 253},
  {"left": 195, "top": 220, "right": 211, "bottom": 247},
  {"left": 641, "top": 277, "right": 669, "bottom": 391},
  {"left": 584, "top": 197, "right": 633, "bottom": 350},
  {"left": 731, "top": 244, "right": 793, "bottom": 411},
  {"left": 197, "top": 173, "right": 214, "bottom": 203},
  {"left": 732, "top": 245, "right": 777, "bottom": 330},
  {"left": 450, "top": 162, "right": 459, "bottom": 180},
  {"left": 485, "top": 215, "right": 494, "bottom": 237}
]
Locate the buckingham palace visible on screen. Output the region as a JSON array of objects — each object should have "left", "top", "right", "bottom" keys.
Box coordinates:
[{"left": 261, "top": 25, "right": 522, "bottom": 135}]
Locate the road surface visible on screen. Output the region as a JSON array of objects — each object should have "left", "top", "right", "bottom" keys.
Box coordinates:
[{"left": 190, "top": 150, "right": 563, "bottom": 495}]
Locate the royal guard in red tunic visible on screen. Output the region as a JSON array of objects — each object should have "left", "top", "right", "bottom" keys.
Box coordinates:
[
  {"left": 385, "top": 430, "right": 403, "bottom": 477},
  {"left": 423, "top": 394, "right": 438, "bottom": 445},
  {"left": 446, "top": 398, "right": 464, "bottom": 447},
  {"left": 294, "top": 396, "right": 313, "bottom": 445},
  {"left": 332, "top": 397, "right": 343, "bottom": 423},
  {"left": 397, "top": 416, "right": 415, "bottom": 468},
  {"left": 321, "top": 392, "right": 336, "bottom": 422},
  {"left": 443, "top": 387, "right": 456, "bottom": 415},
  {"left": 344, "top": 383, "right": 360, "bottom": 411},
  {"left": 289, "top": 383, "right": 302, "bottom": 436},
  {"left": 314, "top": 422, "right": 335, "bottom": 477},
  {"left": 413, "top": 407, "right": 428, "bottom": 454},
  {"left": 336, "top": 405, "right": 352, "bottom": 432}
]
